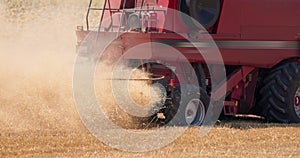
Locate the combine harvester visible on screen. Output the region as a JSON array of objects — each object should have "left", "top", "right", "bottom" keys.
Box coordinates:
[{"left": 76, "top": 0, "right": 300, "bottom": 125}]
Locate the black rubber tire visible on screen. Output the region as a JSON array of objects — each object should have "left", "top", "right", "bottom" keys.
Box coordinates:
[
  {"left": 258, "top": 62, "right": 300, "bottom": 123},
  {"left": 166, "top": 84, "right": 210, "bottom": 126},
  {"left": 194, "top": 63, "right": 207, "bottom": 90}
]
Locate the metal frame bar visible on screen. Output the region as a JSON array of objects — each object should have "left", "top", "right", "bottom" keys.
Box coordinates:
[
  {"left": 96, "top": 0, "right": 108, "bottom": 41},
  {"left": 86, "top": 0, "right": 93, "bottom": 30},
  {"left": 118, "top": 0, "right": 128, "bottom": 36},
  {"left": 211, "top": 66, "right": 255, "bottom": 100}
]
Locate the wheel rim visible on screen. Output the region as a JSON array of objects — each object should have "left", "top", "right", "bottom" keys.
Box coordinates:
[
  {"left": 185, "top": 99, "right": 205, "bottom": 125},
  {"left": 294, "top": 86, "right": 300, "bottom": 118}
]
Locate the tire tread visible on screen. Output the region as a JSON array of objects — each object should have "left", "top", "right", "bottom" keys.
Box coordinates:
[{"left": 257, "top": 62, "right": 300, "bottom": 123}]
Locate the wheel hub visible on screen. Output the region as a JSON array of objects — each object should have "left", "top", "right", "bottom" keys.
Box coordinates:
[
  {"left": 185, "top": 101, "right": 198, "bottom": 125},
  {"left": 294, "top": 96, "right": 300, "bottom": 106},
  {"left": 185, "top": 99, "right": 205, "bottom": 125},
  {"left": 187, "top": 109, "right": 194, "bottom": 116},
  {"left": 294, "top": 87, "right": 300, "bottom": 118}
]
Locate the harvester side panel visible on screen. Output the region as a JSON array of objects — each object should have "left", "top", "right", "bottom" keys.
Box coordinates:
[{"left": 218, "top": 0, "right": 300, "bottom": 40}]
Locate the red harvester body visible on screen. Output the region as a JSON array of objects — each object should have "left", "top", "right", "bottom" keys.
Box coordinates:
[{"left": 76, "top": 0, "right": 300, "bottom": 124}]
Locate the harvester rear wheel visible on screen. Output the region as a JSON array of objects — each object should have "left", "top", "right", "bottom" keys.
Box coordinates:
[
  {"left": 258, "top": 62, "right": 300, "bottom": 123},
  {"left": 167, "top": 84, "right": 209, "bottom": 126}
]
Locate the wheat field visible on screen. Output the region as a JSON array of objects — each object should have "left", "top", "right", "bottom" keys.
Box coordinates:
[{"left": 0, "top": 1, "right": 300, "bottom": 157}]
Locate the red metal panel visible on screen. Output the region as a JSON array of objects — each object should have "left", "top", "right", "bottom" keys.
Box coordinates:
[
  {"left": 240, "top": 0, "right": 300, "bottom": 40},
  {"left": 217, "top": 0, "right": 300, "bottom": 41},
  {"left": 117, "top": 33, "right": 299, "bottom": 68},
  {"left": 217, "top": 0, "right": 241, "bottom": 34},
  {"left": 240, "top": 0, "right": 300, "bottom": 27},
  {"left": 219, "top": 49, "right": 299, "bottom": 68}
]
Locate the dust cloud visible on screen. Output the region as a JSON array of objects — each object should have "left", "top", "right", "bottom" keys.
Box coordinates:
[
  {"left": 0, "top": 0, "right": 164, "bottom": 132},
  {"left": 0, "top": 0, "right": 91, "bottom": 132},
  {"left": 94, "top": 64, "right": 165, "bottom": 129}
]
